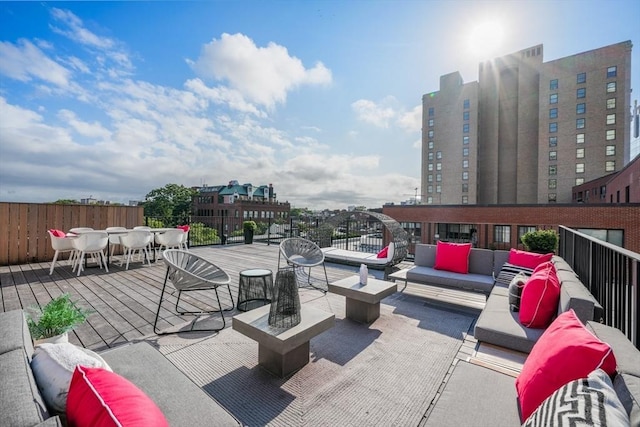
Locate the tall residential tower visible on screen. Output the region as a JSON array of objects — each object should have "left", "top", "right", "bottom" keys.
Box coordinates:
[{"left": 421, "top": 41, "right": 632, "bottom": 205}]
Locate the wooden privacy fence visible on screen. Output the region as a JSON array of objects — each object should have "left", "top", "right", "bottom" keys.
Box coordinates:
[{"left": 0, "top": 202, "right": 144, "bottom": 265}]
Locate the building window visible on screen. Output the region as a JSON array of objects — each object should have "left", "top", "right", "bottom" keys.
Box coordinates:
[
  {"left": 550, "top": 93, "right": 558, "bottom": 104},
  {"left": 575, "top": 178, "right": 584, "bottom": 186},
  {"left": 605, "top": 161, "right": 615, "bottom": 172},
  {"left": 427, "top": 185, "right": 433, "bottom": 193},
  {"left": 428, "top": 129, "right": 434, "bottom": 138},
  {"left": 462, "top": 171, "right": 468, "bottom": 180},
  {"left": 549, "top": 136, "right": 557, "bottom": 147},
  {"left": 436, "top": 185, "right": 442, "bottom": 193},
  {"left": 576, "top": 163, "right": 585, "bottom": 173},
  {"left": 606, "top": 114, "right": 616, "bottom": 125},
  {"left": 463, "top": 147, "right": 469, "bottom": 156},
  {"left": 428, "top": 107, "right": 434, "bottom": 117},
  {"left": 607, "top": 82, "right": 616, "bottom": 93},
  {"left": 576, "top": 133, "right": 585, "bottom": 144},
  {"left": 549, "top": 165, "right": 557, "bottom": 175},
  {"left": 606, "top": 129, "right": 616, "bottom": 140},
  {"left": 576, "top": 72, "right": 586, "bottom": 84},
  {"left": 550, "top": 79, "right": 558, "bottom": 90},
  {"left": 428, "top": 163, "right": 434, "bottom": 171},
  {"left": 606, "top": 145, "right": 615, "bottom": 156},
  {"left": 428, "top": 141, "right": 434, "bottom": 149},
  {"left": 462, "top": 159, "right": 469, "bottom": 168},
  {"left": 428, "top": 119, "right": 434, "bottom": 127},
  {"left": 607, "top": 98, "right": 616, "bottom": 109},
  {"left": 436, "top": 173, "right": 442, "bottom": 182},
  {"left": 518, "top": 226, "right": 537, "bottom": 241},
  {"left": 549, "top": 108, "right": 558, "bottom": 119},
  {"left": 548, "top": 179, "right": 557, "bottom": 189},
  {"left": 548, "top": 193, "right": 557, "bottom": 203},
  {"left": 463, "top": 99, "right": 470, "bottom": 109},
  {"left": 576, "top": 118, "right": 585, "bottom": 129},
  {"left": 607, "top": 66, "right": 617, "bottom": 78},
  {"left": 436, "top": 162, "right": 442, "bottom": 171},
  {"left": 576, "top": 148, "right": 585, "bottom": 158},
  {"left": 436, "top": 151, "right": 442, "bottom": 160},
  {"left": 463, "top": 136, "right": 469, "bottom": 145},
  {"left": 462, "top": 183, "right": 468, "bottom": 192},
  {"left": 428, "top": 174, "right": 433, "bottom": 182},
  {"left": 428, "top": 152, "right": 434, "bottom": 161},
  {"left": 427, "top": 196, "right": 433, "bottom": 204},
  {"left": 463, "top": 123, "right": 469, "bottom": 133},
  {"left": 549, "top": 122, "right": 558, "bottom": 132},
  {"left": 576, "top": 103, "right": 586, "bottom": 114},
  {"left": 494, "top": 225, "right": 511, "bottom": 243},
  {"left": 463, "top": 111, "right": 470, "bottom": 121},
  {"left": 462, "top": 196, "right": 468, "bottom": 204},
  {"left": 549, "top": 151, "right": 557, "bottom": 161},
  {"left": 577, "top": 88, "right": 586, "bottom": 98}
]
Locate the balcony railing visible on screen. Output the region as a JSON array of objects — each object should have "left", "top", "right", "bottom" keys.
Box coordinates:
[{"left": 559, "top": 225, "right": 639, "bottom": 347}]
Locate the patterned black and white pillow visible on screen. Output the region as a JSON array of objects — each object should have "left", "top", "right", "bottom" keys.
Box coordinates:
[
  {"left": 522, "top": 369, "right": 630, "bottom": 427},
  {"left": 494, "top": 262, "right": 534, "bottom": 287},
  {"left": 508, "top": 272, "right": 527, "bottom": 312}
]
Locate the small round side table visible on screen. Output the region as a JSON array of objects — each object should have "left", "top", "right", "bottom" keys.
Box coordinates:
[{"left": 237, "top": 269, "right": 273, "bottom": 312}]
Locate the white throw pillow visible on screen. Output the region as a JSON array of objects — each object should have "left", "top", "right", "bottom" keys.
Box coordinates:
[{"left": 31, "top": 342, "right": 112, "bottom": 413}]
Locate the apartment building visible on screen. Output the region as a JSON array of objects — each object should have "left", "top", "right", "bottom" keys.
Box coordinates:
[{"left": 422, "top": 41, "right": 632, "bottom": 205}]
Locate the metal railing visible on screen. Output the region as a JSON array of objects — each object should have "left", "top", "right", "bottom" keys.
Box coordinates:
[{"left": 559, "top": 225, "right": 639, "bottom": 348}]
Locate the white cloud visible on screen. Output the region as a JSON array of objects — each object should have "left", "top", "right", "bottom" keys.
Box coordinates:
[
  {"left": 57, "top": 109, "right": 112, "bottom": 140},
  {"left": 351, "top": 98, "right": 397, "bottom": 128},
  {"left": 188, "top": 33, "right": 332, "bottom": 109},
  {"left": 0, "top": 39, "right": 71, "bottom": 87},
  {"left": 397, "top": 105, "right": 422, "bottom": 132}
]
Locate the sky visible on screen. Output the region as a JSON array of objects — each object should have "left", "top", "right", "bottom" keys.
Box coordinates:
[{"left": 1, "top": 1, "right": 639, "bottom": 210}]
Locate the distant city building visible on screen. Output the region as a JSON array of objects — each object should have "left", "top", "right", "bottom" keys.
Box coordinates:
[
  {"left": 192, "top": 180, "right": 290, "bottom": 234},
  {"left": 421, "top": 41, "right": 632, "bottom": 205},
  {"left": 572, "top": 153, "right": 639, "bottom": 204}
]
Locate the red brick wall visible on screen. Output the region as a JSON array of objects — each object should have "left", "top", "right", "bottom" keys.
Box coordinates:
[{"left": 383, "top": 204, "right": 640, "bottom": 253}]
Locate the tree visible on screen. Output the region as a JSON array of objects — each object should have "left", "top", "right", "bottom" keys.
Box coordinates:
[
  {"left": 143, "top": 184, "right": 196, "bottom": 225},
  {"left": 53, "top": 199, "right": 79, "bottom": 204}
]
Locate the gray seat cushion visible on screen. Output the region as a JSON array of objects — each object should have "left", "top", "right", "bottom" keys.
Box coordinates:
[
  {"left": 0, "top": 310, "right": 34, "bottom": 356},
  {"left": 101, "top": 342, "right": 240, "bottom": 427},
  {"left": 424, "top": 360, "right": 521, "bottom": 426},
  {"left": 406, "top": 266, "right": 494, "bottom": 294}
]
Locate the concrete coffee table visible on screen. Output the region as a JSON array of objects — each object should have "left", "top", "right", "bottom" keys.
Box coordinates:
[
  {"left": 232, "top": 305, "right": 334, "bottom": 378},
  {"left": 328, "top": 276, "right": 398, "bottom": 323}
]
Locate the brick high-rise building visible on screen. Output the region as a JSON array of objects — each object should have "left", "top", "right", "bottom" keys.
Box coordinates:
[{"left": 421, "top": 41, "right": 632, "bottom": 205}]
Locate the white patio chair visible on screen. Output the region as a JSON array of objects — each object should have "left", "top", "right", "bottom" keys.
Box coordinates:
[
  {"left": 47, "top": 230, "right": 78, "bottom": 275},
  {"left": 278, "top": 237, "right": 329, "bottom": 292},
  {"left": 155, "top": 229, "right": 185, "bottom": 260},
  {"left": 106, "top": 226, "right": 127, "bottom": 262},
  {"left": 153, "top": 249, "right": 234, "bottom": 334},
  {"left": 72, "top": 231, "right": 109, "bottom": 276},
  {"left": 118, "top": 230, "right": 153, "bottom": 270},
  {"left": 69, "top": 227, "right": 94, "bottom": 235}
]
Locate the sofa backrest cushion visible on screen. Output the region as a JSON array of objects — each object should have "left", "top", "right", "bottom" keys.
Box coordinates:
[
  {"left": 434, "top": 242, "right": 472, "bottom": 274},
  {"left": 516, "top": 309, "right": 617, "bottom": 420},
  {"left": 557, "top": 271, "right": 601, "bottom": 322},
  {"left": 492, "top": 250, "right": 510, "bottom": 278},
  {"left": 467, "top": 248, "right": 495, "bottom": 276},
  {"left": 519, "top": 262, "right": 560, "bottom": 328},
  {"left": 414, "top": 244, "right": 436, "bottom": 268}
]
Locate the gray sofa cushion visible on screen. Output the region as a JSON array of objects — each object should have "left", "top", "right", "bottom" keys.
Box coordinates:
[
  {"left": 474, "top": 290, "right": 545, "bottom": 353},
  {"left": 0, "top": 310, "right": 34, "bottom": 357},
  {"left": 0, "top": 349, "right": 51, "bottom": 427},
  {"left": 558, "top": 273, "right": 602, "bottom": 323},
  {"left": 414, "top": 244, "right": 436, "bottom": 267},
  {"left": 468, "top": 248, "right": 494, "bottom": 276},
  {"left": 492, "top": 250, "right": 510, "bottom": 277},
  {"left": 406, "top": 266, "right": 494, "bottom": 294},
  {"left": 614, "top": 373, "right": 640, "bottom": 426},
  {"left": 424, "top": 360, "right": 521, "bottom": 426},
  {"left": 101, "top": 342, "right": 241, "bottom": 427}
]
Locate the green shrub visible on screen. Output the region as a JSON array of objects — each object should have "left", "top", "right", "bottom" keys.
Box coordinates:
[
  {"left": 243, "top": 220, "right": 257, "bottom": 232},
  {"left": 521, "top": 229, "right": 558, "bottom": 254}
]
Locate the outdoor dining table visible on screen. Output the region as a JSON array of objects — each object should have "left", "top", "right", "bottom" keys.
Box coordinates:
[{"left": 68, "top": 228, "right": 175, "bottom": 265}]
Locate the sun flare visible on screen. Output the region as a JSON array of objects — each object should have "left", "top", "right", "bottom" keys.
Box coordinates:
[{"left": 467, "top": 20, "right": 505, "bottom": 60}]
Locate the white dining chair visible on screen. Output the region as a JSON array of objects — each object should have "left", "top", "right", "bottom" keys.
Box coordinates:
[
  {"left": 154, "top": 229, "right": 185, "bottom": 261},
  {"left": 106, "top": 227, "right": 127, "bottom": 262},
  {"left": 47, "top": 230, "right": 78, "bottom": 275},
  {"left": 118, "top": 230, "right": 153, "bottom": 270},
  {"left": 72, "top": 231, "right": 109, "bottom": 276},
  {"left": 69, "top": 227, "right": 94, "bottom": 234}
]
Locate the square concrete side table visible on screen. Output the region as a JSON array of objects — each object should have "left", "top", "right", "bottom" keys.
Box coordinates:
[
  {"left": 232, "top": 305, "right": 334, "bottom": 378},
  {"left": 328, "top": 276, "right": 397, "bottom": 323}
]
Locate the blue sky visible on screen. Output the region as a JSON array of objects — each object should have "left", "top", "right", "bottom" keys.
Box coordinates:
[{"left": 1, "top": 1, "right": 639, "bottom": 209}]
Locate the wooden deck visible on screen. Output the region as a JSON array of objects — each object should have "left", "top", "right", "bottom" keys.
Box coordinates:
[{"left": 0, "top": 243, "right": 487, "bottom": 352}]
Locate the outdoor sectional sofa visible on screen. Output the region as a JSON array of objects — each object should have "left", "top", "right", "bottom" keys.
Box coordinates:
[
  {"left": 321, "top": 241, "right": 398, "bottom": 270},
  {"left": 0, "top": 309, "right": 240, "bottom": 427}
]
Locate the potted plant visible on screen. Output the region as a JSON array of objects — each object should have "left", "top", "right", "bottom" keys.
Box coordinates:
[
  {"left": 243, "top": 220, "right": 257, "bottom": 244},
  {"left": 521, "top": 229, "right": 558, "bottom": 254},
  {"left": 26, "top": 294, "right": 92, "bottom": 345}
]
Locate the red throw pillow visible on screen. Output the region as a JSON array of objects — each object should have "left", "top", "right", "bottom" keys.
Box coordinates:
[
  {"left": 67, "top": 366, "right": 169, "bottom": 427},
  {"left": 516, "top": 309, "right": 617, "bottom": 421},
  {"left": 177, "top": 225, "right": 190, "bottom": 232},
  {"left": 434, "top": 241, "right": 472, "bottom": 274},
  {"left": 49, "top": 229, "right": 66, "bottom": 238},
  {"left": 519, "top": 261, "right": 560, "bottom": 328},
  {"left": 508, "top": 248, "right": 553, "bottom": 270},
  {"left": 376, "top": 246, "right": 389, "bottom": 259}
]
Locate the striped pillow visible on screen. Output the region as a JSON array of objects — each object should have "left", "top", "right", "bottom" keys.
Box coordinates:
[
  {"left": 523, "top": 369, "right": 629, "bottom": 426},
  {"left": 494, "top": 262, "right": 534, "bottom": 287}
]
